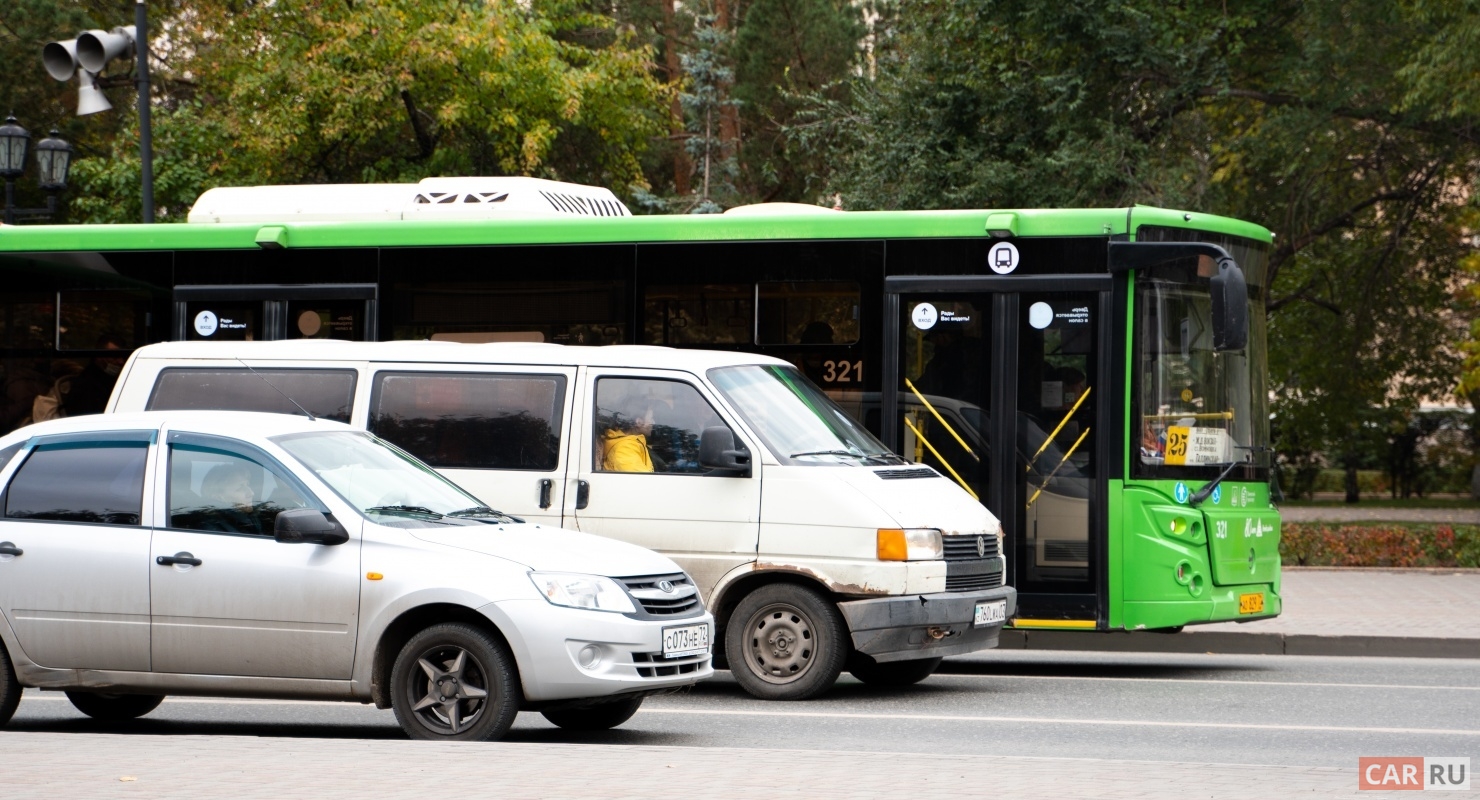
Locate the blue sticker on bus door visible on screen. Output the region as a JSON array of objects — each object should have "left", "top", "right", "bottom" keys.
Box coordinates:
[
  {"left": 1174, "top": 482, "right": 1190, "bottom": 504},
  {"left": 1211, "top": 485, "right": 1222, "bottom": 505}
]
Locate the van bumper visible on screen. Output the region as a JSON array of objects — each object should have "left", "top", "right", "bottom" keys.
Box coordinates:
[{"left": 837, "top": 586, "right": 1017, "bottom": 663}]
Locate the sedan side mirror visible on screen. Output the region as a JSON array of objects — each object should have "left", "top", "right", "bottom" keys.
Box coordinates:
[
  {"left": 699, "top": 426, "right": 752, "bottom": 477},
  {"left": 275, "top": 508, "right": 349, "bottom": 545}
]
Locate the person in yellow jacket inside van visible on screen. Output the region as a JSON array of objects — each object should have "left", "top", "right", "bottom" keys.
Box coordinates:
[{"left": 601, "top": 406, "right": 656, "bottom": 472}]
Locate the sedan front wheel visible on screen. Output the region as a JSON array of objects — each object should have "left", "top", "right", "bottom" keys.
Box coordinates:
[{"left": 391, "top": 622, "right": 520, "bottom": 741}]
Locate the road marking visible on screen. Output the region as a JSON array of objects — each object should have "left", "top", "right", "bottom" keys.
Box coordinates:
[
  {"left": 639, "top": 708, "right": 1480, "bottom": 736},
  {"left": 936, "top": 673, "right": 1480, "bottom": 692}
]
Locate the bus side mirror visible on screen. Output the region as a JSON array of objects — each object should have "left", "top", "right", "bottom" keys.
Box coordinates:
[
  {"left": 1210, "top": 257, "right": 1249, "bottom": 352},
  {"left": 699, "top": 426, "right": 751, "bottom": 476}
]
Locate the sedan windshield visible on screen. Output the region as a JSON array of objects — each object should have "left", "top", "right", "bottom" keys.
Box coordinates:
[
  {"left": 708, "top": 365, "right": 900, "bottom": 465},
  {"left": 273, "top": 431, "right": 511, "bottom": 525}
]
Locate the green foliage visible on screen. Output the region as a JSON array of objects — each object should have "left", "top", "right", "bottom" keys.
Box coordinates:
[{"left": 1281, "top": 523, "right": 1480, "bottom": 568}]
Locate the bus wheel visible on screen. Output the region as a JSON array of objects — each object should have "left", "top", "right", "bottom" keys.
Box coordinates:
[
  {"left": 0, "top": 642, "right": 20, "bottom": 727},
  {"left": 65, "top": 692, "right": 164, "bottom": 721},
  {"left": 726, "top": 584, "right": 847, "bottom": 701},
  {"left": 541, "top": 696, "right": 644, "bottom": 731},
  {"left": 848, "top": 655, "right": 943, "bottom": 687}
]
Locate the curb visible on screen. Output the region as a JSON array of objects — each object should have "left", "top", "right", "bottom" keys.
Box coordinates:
[{"left": 946, "top": 629, "right": 1480, "bottom": 660}]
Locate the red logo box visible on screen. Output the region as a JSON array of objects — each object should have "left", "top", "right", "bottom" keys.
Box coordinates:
[{"left": 1360, "top": 757, "right": 1425, "bottom": 791}]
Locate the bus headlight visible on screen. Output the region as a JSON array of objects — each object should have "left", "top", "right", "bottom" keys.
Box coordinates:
[
  {"left": 877, "top": 528, "right": 943, "bottom": 561},
  {"left": 529, "top": 572, "right": 637, "bottom": 613}
]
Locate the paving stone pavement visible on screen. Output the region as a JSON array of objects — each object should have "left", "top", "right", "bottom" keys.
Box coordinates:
[
  {"left": 0, "top": 733, "right": 1362, "bottom": 799},
  {"left": 1196, "top": 568, "right": 1480, "bottom": 639}
]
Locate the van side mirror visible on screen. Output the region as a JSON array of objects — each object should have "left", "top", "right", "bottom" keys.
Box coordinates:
[
  {"left": 275, "top": 508, "right": 349, "bottom": 545},
  {"left": 699, "top": 426, "right": 751, "bottom": 476}
]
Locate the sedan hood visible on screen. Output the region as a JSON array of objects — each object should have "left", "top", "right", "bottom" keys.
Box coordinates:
[{"left": 409, "top": 523, "right": 682, "bottom": 577}]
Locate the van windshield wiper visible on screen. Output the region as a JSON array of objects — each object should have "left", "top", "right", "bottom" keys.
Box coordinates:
[
  {"left": 789, "top": 449, "right": 867, "bottom": 459},
  {"left": 447, "top": 506, "right": 522, "bottom": 523},
  {"left": 365, "top": 505, "right": 443, "bottom": 518}
]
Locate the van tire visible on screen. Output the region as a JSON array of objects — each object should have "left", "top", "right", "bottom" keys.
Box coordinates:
[
  {"left": 726, "top": 584, "right": 847, "bottom": 701},
  {"left": 0, "top": 642, "right": 20, "bottom": 726},
  {"left": 65, "top": 692, "right": 164, "bottom": 721},
  {"left": 541, "top": 696, "right": 644, "bottom": 730},
  {"left": 391, "top": 622, "right": 520, "bottom": 741},
  {"left": 848, "top": 655, "right": 942, "bottom": 687}
]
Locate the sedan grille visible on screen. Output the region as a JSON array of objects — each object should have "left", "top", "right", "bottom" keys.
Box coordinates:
[
  {"left": 632, "top": 651, "right": 710, "bottom": 679},
  {"left": 616, "top": 573, "right": 702, "bottom": 617}
]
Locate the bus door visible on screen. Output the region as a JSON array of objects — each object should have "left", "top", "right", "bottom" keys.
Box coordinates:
[
  {"left": 174, "top": 284, "right": 378, "bottom": 342},
  {"left": 884, "top": 276, "right": 1112, "bottom": 625}
]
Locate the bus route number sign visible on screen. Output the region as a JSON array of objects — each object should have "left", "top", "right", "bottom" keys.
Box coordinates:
[{"left": 1163, "top": 426, "right": 1229, "bottom": 466}]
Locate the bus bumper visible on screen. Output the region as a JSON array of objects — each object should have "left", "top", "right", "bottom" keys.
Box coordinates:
[{"left": 838, "top": 586, "right": 1017, "bottom": 663}]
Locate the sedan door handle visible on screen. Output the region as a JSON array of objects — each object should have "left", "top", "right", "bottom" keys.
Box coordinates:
[
  {"left": 0, "top": 541, "right": 22, "bottom": 557},
  {"left": 156, "top": 552, "right": 202, "bottom": 567}
]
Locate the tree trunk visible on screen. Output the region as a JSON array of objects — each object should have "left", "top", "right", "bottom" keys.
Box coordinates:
[
  {"left": 662, "top": 0, "right": 691, "bottom": 196},
  {"left": 714, "top": 0, "right": 741, "bottom": 165},
  {"left": 1344, "top": 462, "right": 1360, "bottom": 504}
]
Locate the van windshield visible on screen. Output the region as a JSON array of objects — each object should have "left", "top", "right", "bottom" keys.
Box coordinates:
[
  {"left": 708, "top": 365, "right": 902, "bottom": 466},
  {"left": 273, "top": 431, "right": 515, "bottom": 526}
]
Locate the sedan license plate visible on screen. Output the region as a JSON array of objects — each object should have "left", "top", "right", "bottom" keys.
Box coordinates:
[
  {"left": 662, "top": 623, "right": 711, "bottom": 658},
  {"left": 973, "top": 600, "right": 1007, "bottom": 627},
  {"left": 1239, "top": 592, "right": 1265, "bottom": 614}
]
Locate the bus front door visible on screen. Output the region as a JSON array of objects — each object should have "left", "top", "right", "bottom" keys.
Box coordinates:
[{"left": 885, "top": 280, "right": 1110, "bottom": 626}]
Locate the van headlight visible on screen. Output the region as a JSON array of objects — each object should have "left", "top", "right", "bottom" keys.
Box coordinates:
[
  {"left": 877, "top": 528, "right": 943, "bottom": 561},
  {"left": 530, "top": 572, "right": 637, "bottom": 614}
]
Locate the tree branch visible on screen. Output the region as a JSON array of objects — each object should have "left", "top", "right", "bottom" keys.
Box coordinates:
[{"left": 400, "top": 90, "right": 437, "bottom": 161}]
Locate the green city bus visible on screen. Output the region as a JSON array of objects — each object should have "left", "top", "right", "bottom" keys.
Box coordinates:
[{"left": 0, "top": 178, "right": 1280, "bottom": 631}]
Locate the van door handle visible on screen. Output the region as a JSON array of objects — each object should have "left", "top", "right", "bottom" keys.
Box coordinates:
[
  {"left": 575, "top": 480, "right": 590, "bottom": 510},
  {"left": 0, "top": 541, "right": 22, "bottom": 557},
  {"left": 156, "top": 552, "right": 203, "bottom": 567},
  {"left": 538, "top": 479, "right": 553, "bottom": 509}
]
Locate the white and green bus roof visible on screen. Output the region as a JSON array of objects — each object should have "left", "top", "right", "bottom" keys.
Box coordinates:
[{"left": 0, "top": 177, "right": 1272, "bottom": 252}]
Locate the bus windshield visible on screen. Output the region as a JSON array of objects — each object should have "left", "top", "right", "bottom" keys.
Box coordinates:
[
  {"left": 708, "top": 365, "right": 902, "bottom": 466},
  {"left": 1134, "top": 231, "right": 1270, "bottom": 478}
]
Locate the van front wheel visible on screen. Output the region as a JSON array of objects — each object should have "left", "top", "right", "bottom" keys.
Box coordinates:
[{"left": 726, "top": 584, "right": 847, "bottom": 701}]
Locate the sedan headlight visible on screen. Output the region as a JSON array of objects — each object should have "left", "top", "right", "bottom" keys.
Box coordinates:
[
  {"left": 877, "top": 528, "right": 943, "bottom": 561},
  {"left": 529, "top": 572, "right": 637, "bottom": 614}
]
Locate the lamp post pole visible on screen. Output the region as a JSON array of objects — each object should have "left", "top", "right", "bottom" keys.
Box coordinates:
[{"left": 136, "top": 0, "right": 154, "bottom": 223}]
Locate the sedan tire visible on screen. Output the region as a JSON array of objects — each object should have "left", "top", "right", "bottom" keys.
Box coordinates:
[
  {"left": 391, "top": 622, "right": 520, "bottom": 741},
  {"left": 0, "top": 643, "right": 20, "bottom": 726}
]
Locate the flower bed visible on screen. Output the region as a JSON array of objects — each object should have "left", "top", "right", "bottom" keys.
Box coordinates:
[{"left": 1280, "top": 523, "right": 1480, "bottom": 568}]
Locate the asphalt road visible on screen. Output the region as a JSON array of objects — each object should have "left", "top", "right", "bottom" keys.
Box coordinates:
[{"left": 9, "top": 651, "right": 1479, "bottom": 770}]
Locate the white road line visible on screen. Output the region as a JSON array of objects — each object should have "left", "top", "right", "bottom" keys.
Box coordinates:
[
  {"left": 639, "top": 708, "right": 1480, "bottom": 736},
  {"left": 936, "top": 673, "right": 1480, "bottom": 691}
]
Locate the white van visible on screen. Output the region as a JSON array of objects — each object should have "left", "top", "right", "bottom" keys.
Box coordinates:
[{"left": 110, "top": 340, "right": 1016, "bottom": 700}]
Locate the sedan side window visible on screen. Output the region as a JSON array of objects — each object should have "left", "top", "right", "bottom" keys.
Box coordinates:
[
  {"left": 168, "top": 445, "right": 312, "bottom": 536},
  {"left": 4, "top": 441, "right": 148, "bottom": 525}
]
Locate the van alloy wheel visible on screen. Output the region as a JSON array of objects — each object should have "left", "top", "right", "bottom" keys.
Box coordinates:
[{"left": 391, "top": 623, "right": 519, "bottom": 741}]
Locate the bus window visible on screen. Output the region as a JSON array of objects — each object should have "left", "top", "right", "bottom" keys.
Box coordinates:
[
  {"left": 756, "top": 281, "right": 860, "bottom": 345},
  {"left": 643, "top": 284, "right": 752, "bottom": 345}
]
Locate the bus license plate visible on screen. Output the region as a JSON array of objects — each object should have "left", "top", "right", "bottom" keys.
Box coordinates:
[
  {"left": 974, "top": 600, "right": 1006, "bottom": 627},
  {"left": 1238, "top": 593, "right": 1265, "bottom": 614},
  {"left": 662, "top": 623, "right": 711, "bottom": 658}
]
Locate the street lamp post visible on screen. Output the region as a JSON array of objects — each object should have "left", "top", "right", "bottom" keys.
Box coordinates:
[{"left": 0, "top": 116, "right": 74, "bottom": 225}]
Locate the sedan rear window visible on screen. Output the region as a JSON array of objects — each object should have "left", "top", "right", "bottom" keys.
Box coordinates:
[{"left": 4, "top": 441, "right": 147, "bottom": 525}]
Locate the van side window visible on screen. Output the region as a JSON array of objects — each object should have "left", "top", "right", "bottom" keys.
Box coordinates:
[
  {"left": 168, "top": 443, "right": 314, "bottom": 536},
  {"left": 147, "top": 368, "right": 356, "bottom": 422},
  {"left": 4, "top": 441, "right": 148, "bottom": 525},
  {"left": 369, "top": 372, "right": 566, "bottom": 471},
  {"left": 595, "top": 378, "right": 732, "bottom": 474}
]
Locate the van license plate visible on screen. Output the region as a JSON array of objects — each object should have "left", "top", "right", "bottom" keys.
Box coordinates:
[
  {"left": 1238, "top": 593, "right": 1265, "bottom": 614},
  {"left": 974, "top": 601, "right": 1007, "bottom": 627},
  {"left": 662, "top": 623, "right": 711, "bottom": 658}
]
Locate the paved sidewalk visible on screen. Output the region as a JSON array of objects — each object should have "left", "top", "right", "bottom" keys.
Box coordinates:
[
  {"left": 0, "top": 733, "right": 1359, "bottom": 799},
  {"left": 994, "top": 568, "right": 1480, "bottom": 659}
]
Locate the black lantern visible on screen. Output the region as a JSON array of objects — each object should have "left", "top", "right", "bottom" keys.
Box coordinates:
[
  {"left": 0, "top": 115, "right": 31, "bottom": 180},
  {"left": 2, "top": 116, "right": 71, "bottom": 224},
  {"left": 34, "top": 130, "right": 73, "bottom": 192}
]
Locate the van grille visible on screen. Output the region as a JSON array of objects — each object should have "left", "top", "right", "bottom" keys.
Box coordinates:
[
  {"left": 874, "top": 467, "right": 939, "bottom": 480},
  {"left": 942, "top": 534, "right": 1004, "bottom": 592},
  {"left": 617, "top": 573, "right": 702, "bottom": 617}
]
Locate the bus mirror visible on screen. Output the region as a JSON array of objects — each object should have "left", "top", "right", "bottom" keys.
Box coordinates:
[{"left": 1210, "top": 257, "right": 1249, "bottom": 351}]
